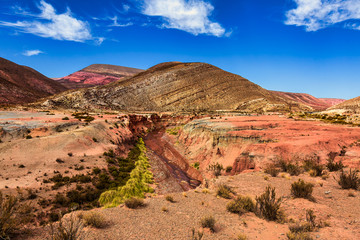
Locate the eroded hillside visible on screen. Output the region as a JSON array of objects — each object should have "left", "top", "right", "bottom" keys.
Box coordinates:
[{"left": 40, "top": 62, "right": 308, "bottom": 113}]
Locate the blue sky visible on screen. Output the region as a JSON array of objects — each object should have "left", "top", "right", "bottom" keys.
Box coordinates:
[{"left": 1, "top": 0, "right": 360, "bottom": 99}]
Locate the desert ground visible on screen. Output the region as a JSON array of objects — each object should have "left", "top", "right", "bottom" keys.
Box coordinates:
[{"left": 1, "top": 109, "right": 359, "bottom": 240}]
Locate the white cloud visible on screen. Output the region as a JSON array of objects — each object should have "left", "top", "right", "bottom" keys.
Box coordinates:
[
  {"left": 23, "top": 49, "right": 43, "bottom": 56},
  {"left": 0, "top": 0, "right": 95, "bottom": 42},
  {"left": 285, "top": 0, "right": 360, "bottom": 31},
  {"left": 109, "top": 16, "right": 134, "bottom": 27},
  {"left": 142, "top": 0, "right": 226, "bottom": 37},
  {"left": 123, "top": 4, "right": 130, "bottom": 12}
]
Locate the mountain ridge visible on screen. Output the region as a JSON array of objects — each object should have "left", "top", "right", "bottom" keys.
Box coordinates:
[
  {"left": 40, "top": 62, "right": 309, "bottom": 112},
  {"left": 0, "top": 57, "right": 67, "bottom": 104}
]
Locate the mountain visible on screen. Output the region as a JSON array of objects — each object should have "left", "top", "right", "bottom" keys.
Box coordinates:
[
  {"left": 328, "top": 96, "right": 360, "bottom": 113},
  {"left": 271, "top": 91, "right": 346, "bottom": 111},
  {"left": 0, "top": 57, "right": 67, "bottom": 105},
  {"left": 319, "top": 98, "right": 346, "bottom": 107},
  {"left": 55, "top": 64, "right": 143, "bottom": 89},
  {"left": 41, "top": 62, "right": 307, "bottom": 112}
]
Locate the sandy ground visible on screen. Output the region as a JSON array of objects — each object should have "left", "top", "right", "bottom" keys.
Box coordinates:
[
  {"left": 0, "top": 110, "right": 134, "bottom": 190},
  {"left": 28, "top": 171, "right": 360, "bottom": 240}
]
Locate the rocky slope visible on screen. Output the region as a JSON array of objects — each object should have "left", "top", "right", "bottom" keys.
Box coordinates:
[
  {"left": 271, "top": 91, "right": 344, "bottom": 111},
  {"left": 55, "top": 64, "right": 143, "bottom": 89},
  {"left": 328, "top": 96, "right": 360, "bottom": 113},
  {"left": 0, "top": 57, "right": 67, "bottom": 104},
  {"left": 41, "top": 62, "right": 307, "bottom": 112}
]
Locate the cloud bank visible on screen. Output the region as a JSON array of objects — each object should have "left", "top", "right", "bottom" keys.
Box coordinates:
[
  {"left": 142, "top": 0, "right": 226, "bottom": 37},
  {"left": 285, "top": 0, "right": 360, "bottom": 31},
  {"left": 0, "top": 0, "right": 94, "bottom": 42},
  {"left": 23, "top": 49, "right": 43, "bottom": 56}
]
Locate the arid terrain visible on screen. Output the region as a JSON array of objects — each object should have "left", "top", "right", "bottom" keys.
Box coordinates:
[
  {"left": 0, "top": 57, "right": 360, "bottom": 240},
  {"left": 1, "top": 109, "right": 360, "bottom": 240}
]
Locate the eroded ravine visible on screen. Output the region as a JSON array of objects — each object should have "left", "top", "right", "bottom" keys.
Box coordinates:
[{"left": 144, "top": 130, "right": 202, "bottom": 193}]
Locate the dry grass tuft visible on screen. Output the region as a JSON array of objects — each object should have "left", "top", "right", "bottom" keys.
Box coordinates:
[{"left": 79, "top": 212, "right": 106, "bottom": 228}]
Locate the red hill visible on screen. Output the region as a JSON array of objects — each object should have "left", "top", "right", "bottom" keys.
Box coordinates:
[{"left": 0, "top": 57, "right": 67, "bottom": 105}]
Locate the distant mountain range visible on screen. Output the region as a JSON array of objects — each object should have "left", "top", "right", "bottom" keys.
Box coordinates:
[
  {"left": 54, "top": 64, "right": 143, "bottom": 89},
  {"left": 271, "top": 91, "right": 345, "bottom": 111},
  {"left": 0, "top": 57, "right": 352, "bottom": 112},
  {"left": 0, "top": 57, "right": 67, "bottom": 105}
]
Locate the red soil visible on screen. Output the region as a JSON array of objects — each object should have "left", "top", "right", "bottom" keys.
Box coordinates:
[{"left": 176, "top": 115, "right": 360, "bottom": 176}]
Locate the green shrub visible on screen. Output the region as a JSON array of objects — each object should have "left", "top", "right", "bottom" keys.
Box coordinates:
[
  {"left": 200, "top": 215, "right": 216, "bottom": 232},
  {"left": 191, "top": 228, "right": 204, "bottom": 240},
  {"left": 303, "top": 156, "right": 324, "bottom": 176},
  {"left": 0, "top": 192, "right": 18, "bottom": 239},
  {"left": 276, "top": 159, "right": 302, "bottom": 176},
  {"left": 226, "top": 195, "right": 255, "bottom": 215},
  {"left": 291, "top": 179, "right": 314, "bottom": 199},
  {"left": 99, "top": 139, "right": 153, "bottom": 208},
  {"left": 287, "top": 163, "right": 302, "bottom": 176},
  {"left": 237, "top": 234, "right": 249, "bottom": 240},
  {"left": 255, "top": 186, "right": 284, "bottom": 222},
  {"left": 287, "top": 209, "right": 318, "bottom": 240},
  {"left": 337, "top": 169, "right": 360, "bottom": 190},
  {"left": 216, "top": 184, "right": 235, "bottom": 199},
  {"left": 192, "top": 162, "right": 200, "bottom": 170},
  {"left": 25, "top": 135, "right": 32, "bottom": 139},
  {"left": 166, "top": 126, "right": 181, "bottom": 135},
  {"left": 103, "top": 149, "right": 115, "bottom": 158},
  {"left": 62, "top": 117, "right": 69, "bottom": 120},
  {"left": 92, "top": 167, "right": 101, "bottom": 175},
  {"left": 264, "top": 164, "right": 280, "bottom": 177},
  {"left": 124, "top": 198, "right": 144, "bottom": 209},
  {"left": 84, "top": 116, "right": 95, "bottom": 123},
  {"left": 47, "top": 214, "right": 86, "bottom": 240},
  {"left": 54, "top": 193, "right": 68, "bottom": 207},
  {"left": 80, "top": 212, "right": 106, "bottom": 228},
  {"left": 277, "top": 159, "right": 289, "bottom": 172},
  {"left": 56, "top": 158, "right": 65, "bottom": 163},
  {"left": 309, "top": 165, "right": 325, "bottom": 177},
  {"left": 207, "top": 162, "right": 224, "bottom": 177},
  {"left": 165, "top": 195, "right": 175, "bottom": 203},
  {"left": 289, "top": 223, "right": 313, "bottom": 234},
  {"left": 326, "top": 159, "right": 344, "bottom": 172},
  {"left": 286, "top": 232, "right": 313, "bottom": 240}
]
